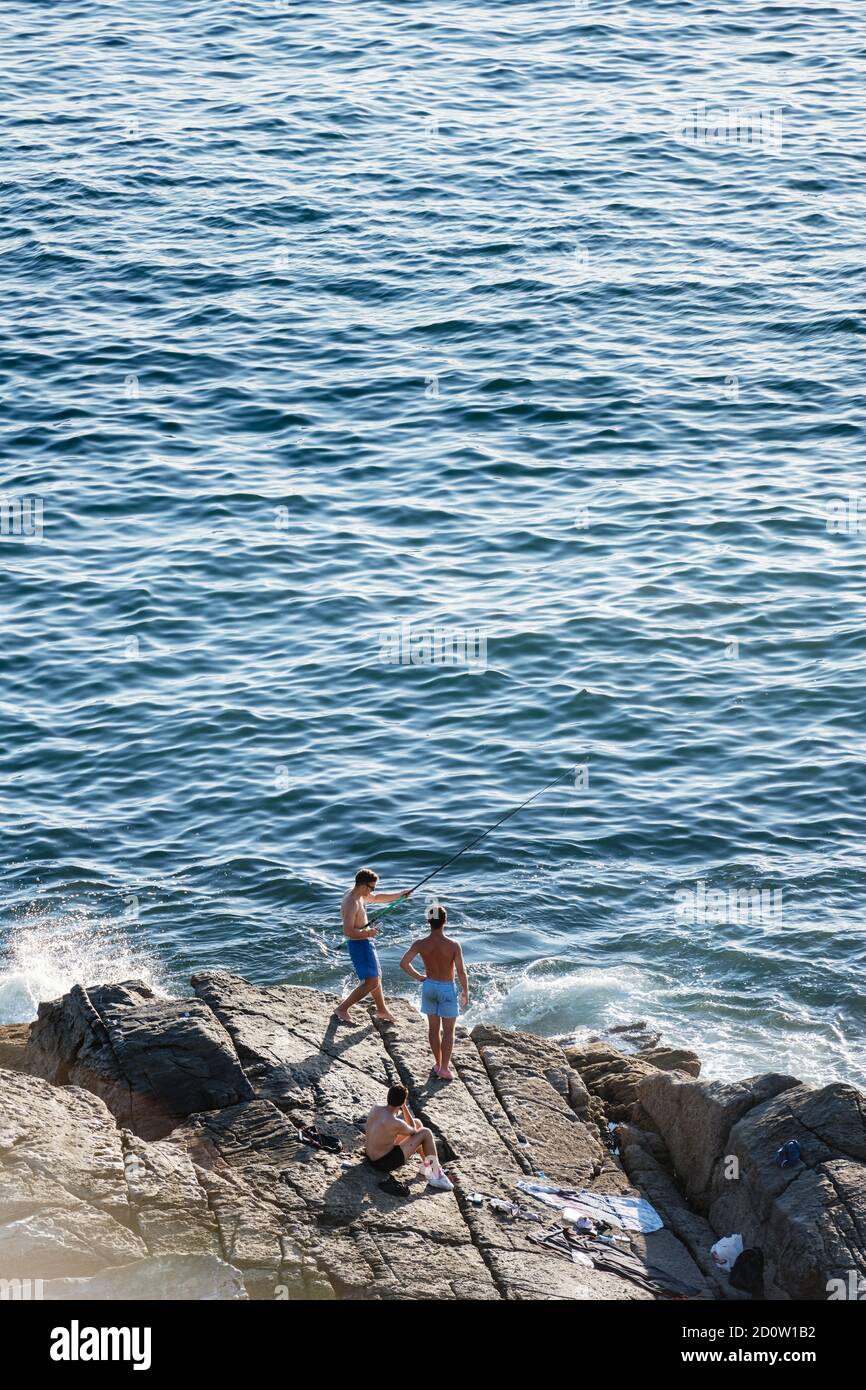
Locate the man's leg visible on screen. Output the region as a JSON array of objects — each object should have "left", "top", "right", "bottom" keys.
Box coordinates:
[
  {"left": 335, "top": 976, "right": 376, "bottom": 1020},
  {"left": 400, "top": 1127, "right": 453, "bottom": 1189},
  {"left": 369, "top": 977, "right": 395, "bottom": 1023},
  {"left": 402, "top": 1127, "right": 439, "bottom": 1167},
  {"left": 439, "top": 1017, "right": 456, "bottom": 1079},
  {"left": 427, "top": 1013, "right": 442, "bottom": 1068}
]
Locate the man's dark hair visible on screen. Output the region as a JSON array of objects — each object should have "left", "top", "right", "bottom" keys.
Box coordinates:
[
  {"left": 429, "top": 905, "right": 447, "bottom": 930},
  {"left": 355, "top": 868, "right": 379, "bottom": 888},
  {"left": 387, "top": 1084, "right": 408, "bottom": 1108}
]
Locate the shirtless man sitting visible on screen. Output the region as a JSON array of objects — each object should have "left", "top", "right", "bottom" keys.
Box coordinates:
[
  {"left": 365, "top": 1083, "right": 453, "bottom": 1191},
  {"left": 399, "top": 902, "right": 468, "bottom": 1080},
  {"left": 335, "top": 868, "right": 411, "bottom": 1024}
]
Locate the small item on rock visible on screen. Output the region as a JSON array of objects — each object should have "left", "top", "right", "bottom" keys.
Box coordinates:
[
  {"left": 518, "top": 1182, "right": 665, "bottom": 1234},
  {"left": 296, "top": 1125, "right": 343, "bottom": 1154},
  {"left": 775, "top": 1139, "right": 802, "bottom": 1169},
  {"left": 710, "top": 1234, "right": 744, "bottom": 1271},
  {"left": 729, "top": 1247, "right": 765, "bottom": 1298},
  {"left": 488, "top": 1198, "right": 542, "bottom": 1223},
  {"left": 528, "top": 1227, "right": 703, "bottom": 1298},
  {"left": 379, "top": 1175, "right": 412, "bottom": 1198}
]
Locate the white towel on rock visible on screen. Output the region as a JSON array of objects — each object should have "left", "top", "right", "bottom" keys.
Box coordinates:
[{"left": 517, "top": 1182, "right": 664, "bottom": 1233}]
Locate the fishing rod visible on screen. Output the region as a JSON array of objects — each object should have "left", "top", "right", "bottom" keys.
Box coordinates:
[{"left": 363, "top": 763, "right": 577, "bottom": 931}]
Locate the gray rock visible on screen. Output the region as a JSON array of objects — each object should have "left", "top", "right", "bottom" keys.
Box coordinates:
[
  {"left": 617, "top": 1123, "right": 743, "bottom": 1300},
  {"left": 0, "top": 1023, "right": 30, "bottom": 1072},
  {"left": 191, "top": 970, "right": 393, "bottom": 1148},
  {"left": 24, "top": 981, "right": 254, "bottom": 1139},
  {"left": 567, "top": 1041, "right": 701, "bottom": 1123},
  {"left": 637, "top": 1070, "right": 800, "bottom": 1208},
  {"left": 9, "top": 970, "right": 858, "bottom": 1302},
  {"left": 706, "top": 1081, "right": 866, "bottom": 1299},
  {"left": 0, "top": 1068, "right": 147, "bottom": 1278},
  {"left": 40, "top": 1254, "right": 247, "bottom": 1300},
  {"left": 121, "top": 1130, "right": 222, "bottom": 1257},
  {"left": 639, "top": 1047, "right": 701, "bottom": 1077},
  {"left": 179, "top": 1096, "right": 496, "bottom": 1301},
  {"left": 472, "top": 1023, "right": 605, "bottom": 1184}
]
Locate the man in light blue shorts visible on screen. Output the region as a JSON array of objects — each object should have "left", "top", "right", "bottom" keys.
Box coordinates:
[
  {"left": 335, "top": 868, "right": 412, "bottom": 1024},
  {"left": 399, "top": 903, "right": 469, "bottom": 1080}
]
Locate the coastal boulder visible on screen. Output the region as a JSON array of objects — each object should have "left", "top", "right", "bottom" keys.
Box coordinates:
[
  {"left": 639, "top": 1047, "right": 701, "bottom": 1077},
  {"left": 616, "top": 1123, "right": 742, "bottom": 1300},
  {"left": 24, "top": 981, "right": 254, "bottom": 1140},
  {"left": 0, "top": 1068, "right": 147, "bottom": 1278},
  {"left": 637, "top": 1070, "right": 800, "bottom": 1208},
  {"left": 567, "top": 1041, "right": 699, "bottom": 1123},
  {"left": 706, "top": 1081, "right": 866, "bottom": 1300},
  {"left": 190, "top": 971, "right": 394, "bottom": 1147}
]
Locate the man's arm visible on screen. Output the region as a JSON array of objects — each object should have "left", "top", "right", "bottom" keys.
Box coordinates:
[
  {"left": 402, "top": 1101, "right": 422, "bottom": 1133},
  {"left": 391, "top": 1116, "right": 417, "bottom": 1140},
  {"left": 369, "top": 890, "right": 412, "bottom": 904},
  {"left": 455, "top": 942, "right": 469, "bottom": 1008},
  {"left": 399, "top": 942, "right": 425, "bottom": 982}
]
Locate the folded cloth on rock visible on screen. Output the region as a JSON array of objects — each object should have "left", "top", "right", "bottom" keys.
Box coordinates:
[
  {"left": 517, "top": 1182, "right": 664, "bottom": 1233},
  {"left": 489, "top": 1198, "right": 543, "bottom": 1223},
  {"left": 528, "top": 1227, "right": 704, "bottom": 1298}
]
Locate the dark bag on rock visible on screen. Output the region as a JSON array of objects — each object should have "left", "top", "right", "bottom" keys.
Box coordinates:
[{"left": 729, "top": 1247, "right": 764, "bottom": 1298}]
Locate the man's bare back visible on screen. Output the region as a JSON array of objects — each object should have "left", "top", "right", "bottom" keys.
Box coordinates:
[
  {"left": 399, "top": 908, "right": 468, "bottom": 1082},
  {"left": 364, "top": 1085, "right": 453, "bottom": 1189},
  {"left": 414, "top": 932, "right": 461, "bottom": 982},
  {"left": 365, "top": 1103, "right": 414, "bottom": 1161}
]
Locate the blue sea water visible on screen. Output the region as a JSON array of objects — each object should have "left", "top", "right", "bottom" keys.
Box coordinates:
[{"left": 1, "top": 0, "right": 865, "bottom": 1088}]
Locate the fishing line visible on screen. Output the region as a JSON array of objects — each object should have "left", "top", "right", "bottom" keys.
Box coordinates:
[{"left": 361, "top": 763, "right": 578, "bottom": 933}]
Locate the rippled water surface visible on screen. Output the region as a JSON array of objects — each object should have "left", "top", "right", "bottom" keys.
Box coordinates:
[{"left": 2, "top": 0, "right": 865, "bottom": 1087}]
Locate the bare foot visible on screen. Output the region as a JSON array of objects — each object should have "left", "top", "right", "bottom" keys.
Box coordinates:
[
  {"left": 334, "top": 1009, "right": 353, "bottom": 1024},
  {"left": 375, "top": 1011, "right": 396, "bottom": 1024},
  {"left": 437, "top": 1066, "right": 454, "bottom": 1081}
]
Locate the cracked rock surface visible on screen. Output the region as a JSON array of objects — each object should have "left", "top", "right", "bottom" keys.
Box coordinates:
[{"left": 2, "top": 974, "right": 862, "bottom": 1300}]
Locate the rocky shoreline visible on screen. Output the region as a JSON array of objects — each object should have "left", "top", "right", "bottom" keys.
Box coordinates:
[{"left": 0, "top": 972, "right": 863, "bottom": 1300}]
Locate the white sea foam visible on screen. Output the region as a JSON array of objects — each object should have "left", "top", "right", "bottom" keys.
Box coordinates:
[
  {"left": 0, "top": 906, "right": 167, "bottom": 1024},
  {"left": 461, "top": 958, "right": 865, "bottom": 1090}
]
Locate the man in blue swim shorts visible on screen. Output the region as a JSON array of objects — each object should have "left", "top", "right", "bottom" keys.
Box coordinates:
[
  {"left": 399, "top": 902, "right": 469, "bottom": 1080},
  {"left": 335, "top": 868, "right": 412, "bottom": 1024}
]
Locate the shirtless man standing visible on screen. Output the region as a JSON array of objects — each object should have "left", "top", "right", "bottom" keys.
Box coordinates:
[
  {"left": 365, "top": 1083, "right": 453, "bottom": 1191},
  {"left": 335, "top": 868, "right": 411, "bottom": 1024},
  {"left": 399, "top": 902, "right": 468, "bottom": 1080}
]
